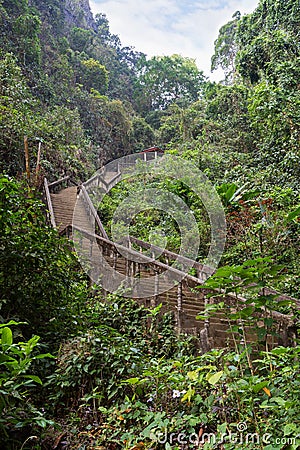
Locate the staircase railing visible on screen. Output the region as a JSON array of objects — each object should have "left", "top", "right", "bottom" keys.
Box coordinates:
[
  {"left": 80, "top": 185, "right": 108, "bottom": 239},
  {"left": 46, "top": 168, "right": 298, "bottom": 350},
  {"left": 67, "top": 224, "right": 296, "bottom": 348},
  {"left": 129, "top": 236, "right": 214, "bottom": 282},
  {"left": 43, "top": 178, "right": 56, "bottom": 228}
]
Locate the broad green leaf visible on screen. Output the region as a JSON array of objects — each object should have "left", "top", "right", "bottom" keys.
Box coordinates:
[
  {"left": 283, "top": 423, "right": 298, "bottom": 436},
  {"left": 172, "top": 361, "right": 182, "bottom": 368},
  {"left": 207, "top": 371, "right": 223, "bottom": 385},
  {"left": 225, "top": 183, "right": 238, "bottom": 202},
  {"left": 22, "top": 375, "right": 42, "bottom": 385},
  {"left": 0, "top": 354, "right": 14, "bottom": 363},
  {"left": 286, "top": 206, "right": 300, "bottom": 222},
  {"left": 217, "top": 423, "right": 227, "bottom": 434},
  {"left": 271, "top": 397, "right": 286, "bottom": 407},
  {"left": 1, "top": 327, "right": 13, "bottom": 346},
  {"left": 196, "top": 314, "right": 207, "bottom": 320},
  {"left": 271, "top": 347, "right": 289, "bottom": 356},
  {"left": 36, "top": 418, "right": 48, "bottom": 428},
  {"left": 252, "top": 380, "right": 268, "bottom": 393},
  {"left": 239, "top": 306, "right": 255, "bottom": 319}
]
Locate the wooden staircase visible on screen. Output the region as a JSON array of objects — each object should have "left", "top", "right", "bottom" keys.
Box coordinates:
[
  {"left": 50, "top": 187, "right": 78, "bottom": 234},
  {"left": 43, "top": 173, "right": 298, "bottom": 352}
]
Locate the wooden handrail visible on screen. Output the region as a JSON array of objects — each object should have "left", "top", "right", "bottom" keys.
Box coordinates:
[
  {"left": 67, "top": 224, "right": 295, "bottom": 325},
  {"left": 71, "top": 225, "right": 205, "bottom": 284},
  {"left": 43, "top": 178, "right": 56, "bottom": 228},
  {"left": 105, "top": 171, "right": 122, "bottom": 189},
  {"left": 129, "top": 236, "right": 214, "bottom": 278},
  {"left": 83, "top": 170, "right": 122, "bottom": 191},
  {"left": 47, "top": 175, "right": 70, "bottom": 189},
  {"left": 81, "top": 185, "right": 109, "bottom": 239},
  {"left": 83, "top": 172, "right": 101, "bottom": 188}
]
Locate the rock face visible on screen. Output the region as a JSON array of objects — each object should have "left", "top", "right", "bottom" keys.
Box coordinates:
[{"left": 64, "top": 0, "right": 97, "bottom": 31}]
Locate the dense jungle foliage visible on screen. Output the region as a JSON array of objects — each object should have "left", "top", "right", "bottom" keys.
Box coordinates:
[{"left": 0, "top": 0, "right": 299, "bottom": 448}]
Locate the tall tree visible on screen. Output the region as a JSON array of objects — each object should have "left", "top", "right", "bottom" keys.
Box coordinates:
[
  {"left": 236, "top": 0, "right": 300, "bottom": 83},
  {"left": 134, "top": 54, "right": 206, "bottom": 117},
  {"left": 211, "top": 11, "right": 241, "bottom": 83}
]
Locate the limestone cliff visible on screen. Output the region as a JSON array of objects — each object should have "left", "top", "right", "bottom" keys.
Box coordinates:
[
  {"left": 64, "top": 0, "right": 97, "bottom": 31},
  {"left": 28, "top": 0, "right": 97, "bottom": 32}
]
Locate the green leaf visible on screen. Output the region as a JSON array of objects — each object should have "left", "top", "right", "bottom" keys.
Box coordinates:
[
  {"left": 0, "top": 354, "right": 15, "bottom": 363},
  {"left": 1, "top": 327, "right": 13, "bottom": 346},
  {"left": 22, "top": 375, "right": 42, "bottom": 385},
  {"left": 207, "top": 371, "right": 223, "bottom": 385},
  {"left": 196, "top": 314, "right": 207, "bottom": 320},
  {"left": 271, "top": 347, "right": 289, "bottom": 356},
  {"left": 283, "top": 423, "right": 298, "bottom": 436},
  {"left": 34, "top": 353, "right": 55, "bottom": 359},
  {"left": 187, "top": 370, "right": 199, "bottom": 381},
  {"left": 122, "top": 377, "right": 140, "bottom": 385},
  {"left": 217, "top": 423, "right": 227, "bottom": 434},
  {"left": 225, "top": 183, "right": 238, "bottom": 202},
  {"left": 286, "top": 206, "right": 300, "bottom": 222},
  {"left": 188, "top": 416, "right": 199, "bottom": 426},
  {"left": 181, "top": 387, "right": 195, "bottom": 402},
  {"left": 98, "top": 406, "right": 108, "bottom": 414},
  {"left": 239, "top": 306, "right": 255, "bottom": 319},
  {"left": 36, "top": 418, "right": 48, "bottom": 428},
  {"left": 252, "top": 380, "right": 268, "bottom": 393},
  {"left": 271, "top": 397, "right": 286, "bottom": 407}
]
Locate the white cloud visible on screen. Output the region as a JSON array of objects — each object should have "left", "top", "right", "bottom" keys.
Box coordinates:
[{"left": 90, "top": 0, "right": 259, "bottom": 81}]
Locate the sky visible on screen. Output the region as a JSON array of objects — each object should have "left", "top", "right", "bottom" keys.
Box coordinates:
[{"left": 90, "top": 0, "right": 259, "bottom": 81}]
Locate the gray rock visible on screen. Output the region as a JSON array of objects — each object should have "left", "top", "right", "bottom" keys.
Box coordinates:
[{"left": 64, "top": 0, "right": 97, "bottom": 31}]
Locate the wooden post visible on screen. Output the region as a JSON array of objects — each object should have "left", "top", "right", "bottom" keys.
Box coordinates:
[
  {"left": 35, "top": 140, "right": 42, "bottom": 183},
  {"left": 177, "top": 282, "right": 183, "bottom": 334},
  {"left": 126, "top": 259, "right": 131, "bottom": 278},
  {"left": 136, "top": 262, "right": 140, "bottom": 278},
  {"left": 150, "top": 271, "right": 158, "bottom": 308},
  {"left": 199, "top": 296, "right": 211, "bottom": 353},
  {"left": 132, "top": 261, "right": 136, "bottom": 278},
  {"left": 154, "top": 270, "right": 159, "bottom": 298},
  {"left": 113, "top": 248, "right": 117, "bottom": 270},
  {"left": 89, "top": 239, "right": 93, "bottom": 258},
  {"left": 24, "top": 136, "right": 30, "bottom": 181}
]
